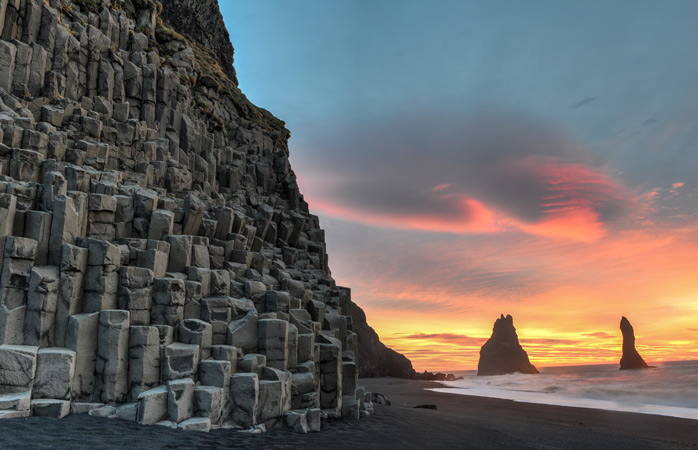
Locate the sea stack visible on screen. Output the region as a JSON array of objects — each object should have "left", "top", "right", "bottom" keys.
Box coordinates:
[
  {"left": 619, "top": 316, "right": 649, "bottom": 370},
  {"left": 477, "top": 314, "right": 539, "bottom": 376}
]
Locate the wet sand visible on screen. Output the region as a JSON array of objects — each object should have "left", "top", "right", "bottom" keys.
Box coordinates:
[{"left": 0, "top": 378, "right": 696, "bottom": 449}]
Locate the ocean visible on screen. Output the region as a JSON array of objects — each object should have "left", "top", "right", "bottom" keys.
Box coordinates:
[{"left": 432, "top": 360, "right": 698, "bottom": 420}]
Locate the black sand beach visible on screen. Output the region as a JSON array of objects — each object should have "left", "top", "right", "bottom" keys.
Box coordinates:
[{"left": 1, "top": 378, "right": 696, "bottom": 449}]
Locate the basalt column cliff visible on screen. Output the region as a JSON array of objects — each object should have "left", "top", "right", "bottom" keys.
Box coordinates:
[{"left": 0, "top": 0, "right": 383, "bottom": 431}]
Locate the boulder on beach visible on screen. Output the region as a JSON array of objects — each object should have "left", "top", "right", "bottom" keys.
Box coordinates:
[
  {"left": 477, "top": 314, "right": 539, "bottom": 376},
  {"left": 619, "top": 316, "right": 649, "bottom": 370}
]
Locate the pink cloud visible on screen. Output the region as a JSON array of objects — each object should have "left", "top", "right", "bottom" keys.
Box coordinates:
[
  {"left": 432, "top": 183, "right": 452, "bottom": 191},
  {"left": 305, "top": 156, "right": 631, "bottom": 242}
]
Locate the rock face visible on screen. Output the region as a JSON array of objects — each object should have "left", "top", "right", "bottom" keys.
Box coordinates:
[
  {"left": 619, "top": 316, "right": 649, "bottom": 370},
  {"left": 159, "top": 0, "right": 238, "bottom": 85},
  {"left": 0, "top": 0, "right": 384, "bottom": 430},
  {"left": 477, "top": 314, "right": 539, "bottom": 376},
  {"left": 347, "top": 300, "right": 415, "bottom": 378}
]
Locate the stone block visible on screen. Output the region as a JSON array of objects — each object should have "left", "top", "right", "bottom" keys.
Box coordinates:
[
  {"left": 191, "top": 244, "right": 210, "bottom": 269},
  {"left": 178, "top": 319, "right": 212, "bottom": 359},
  {"left": 65, "top": 312, "right": 99, "bottom": 401},
  {"left": 95, "top": 310, "right": 130, "bottom": 403},
  {"left": 289, "top": 309, "right": 313, "bottom": 335},
  {"left": 167, "top": 378, "right": 194, "bottom": 423},
  {"left": 184, "top": 281, "right": 202, "bottom": 320},
  {"left": 258, "top": 379, "right": 284, "bottom": 423},
  {"left": 41, "top": 171, "right": 67, "bottom": 212},
  {"left": 291, "top": 372, "right": 317, "bottom": 409},
  {"left": 244, "top": 280, "right": 266, "bottom": 298},
  {"left": 31, "top": 399, "right": 70, "bottom": 418},
  {"left": 161, "top": 342, "right": 199, "bottom": 382},
  {"left": 137, "top": 248, "right": 168, "bottom": 278},
  {"left": 214, "top": 208, "right": 234, "bottom": 240},
  {"left": 0, "top": 194, "right": 16, "bottom": 236},
  {"left": 151, "top": 278, "right": 185, "bottom": 326},
  {"left": 10, "top": 149, "right": 43, "bottom": 182},
  {"left": 209, "top": 270, "right": 230, "bottom": 296},
  {"left": 307, "top": 407, "right": 321, "bottom": 432},
  {"left": 24, "top": 266, "right": 59, "bottom": 347},
  {"left": 284, "top": 409, "right": 309, "bottom": 433},
  {"left": 128, "top": 326, "right": 160, "bottom": 401},
  {"left": 0, "top": 390, "right": 30, "bottom": 412},
  {"left": 116, "top": 402, "right": 138, "bottom": 422},
  {"left": 211, "top": 345, "right": 237, "bottom": 372},
  {"left": 198, "top": 359, "right": 231, "bottom": 389},
  {"left": 83, "top": 265, "right": 119, "bottom": 312},
  {"left": 229, "top": 372, "right": 258, "bottom": 428},
  {"left": 265, "top": 291, "right": 290, "bottom": 313},
  {"left": 4, "top": 236, "right": 37, "bottom": 260},
  {"left": 258, "top": 319, "right": 288, "bottom": 371},
  {"left": 341, "top": 395, "right": 360, "bottom": 419},
  {"left": 177, "top": 417, "right": 211, "bottom": 432},
  {"left": 55, "top": 270, "right": 86, "bottom": 348},
  {"left": 262, "top": 367, "right": 292, "bottom": 411},
  {"left": 182, "top": 193, "right": 204, "bottom": 235},
  {"left": 166, "top": 235, "right": 192, "bottom": 273},
  {"left": 136, "top": 385, "right": 168, "bottom": 425},
  {"left": 201, "top": 296, "right": 231, "bottom": 344},
  {"left": 227, "top": 311, "right": 258, "bottom": 353},
  {"left": 342, "top": 361, "right": 358, "bottom": 398},
  {"left": 24, "top": 211, "right": 52, "bottom": 266},
  {"left": 0, "top": 41, "right": 16, "bottom": 93},
  {"left": 318, "top": 340, "right": 343, "bottom": 412},
  {"left": 32, "top": 348, "right": 76, "bottom": 400},
  {"left": 148, "top": 209, "right": 174, "bottom": 241},
  {"left": 0, "top": 344, "right": 38, "bottom": 394},
  {"left": 85, "top": 239, "right": 121, "bottom": 266},
  {"left": 288, "top": 324, "right": 298, "bottom": 370},
  {"left": 194, "top": 385, "right": 223, "bottom": 425},
  {"left": 0, "top": 299, "right": 26, "bottom": 346},
  {"left": 239, "top": 353, "right": 266, "bottom": 374},
  {"left": 48, "top": 196, "right": 79, "bottom": 266}
]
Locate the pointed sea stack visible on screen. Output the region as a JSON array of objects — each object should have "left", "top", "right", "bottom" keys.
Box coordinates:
[
  {"left": 619, "top": 316, "right": 649, "bottom": 370},
  {"left": 477, "top": 314, "right": 539, "bottom": 376}
]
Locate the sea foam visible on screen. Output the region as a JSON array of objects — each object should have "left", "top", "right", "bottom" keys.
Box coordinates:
[{"left": 431, "top": 360, "right": 698, "bottom": 420}]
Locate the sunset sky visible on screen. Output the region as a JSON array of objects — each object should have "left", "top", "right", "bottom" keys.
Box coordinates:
[{"left": 223, "top": 1, "right": 698, "bottom": 371}]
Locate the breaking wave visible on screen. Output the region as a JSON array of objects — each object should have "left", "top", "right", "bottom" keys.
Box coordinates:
[{"left": 431, "top": 360, "right": 698, "bottom": 420}]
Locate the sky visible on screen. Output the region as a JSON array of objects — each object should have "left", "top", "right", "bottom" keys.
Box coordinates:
[{"left": 221, "top": 0, "right": 698, "bottom": 371}]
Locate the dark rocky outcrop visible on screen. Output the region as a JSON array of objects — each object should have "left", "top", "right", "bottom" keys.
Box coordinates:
[
  {"left": 414, "top": 371, "right": 463, "bottom": 381},
  {"left": 477, "top": 314, "right": 539, "bottom": 376},
  {"left": 0, "top": 0, "right": 411, "bottom": 429},
  {"left": 619, "top": 316, "right": 649, "bottom": 370},
  {"left": 160, "top": 0, "right": 238, "bottom": 85},
  {"left": 347, "top": 300, "right": 416, "bottom": 378}
]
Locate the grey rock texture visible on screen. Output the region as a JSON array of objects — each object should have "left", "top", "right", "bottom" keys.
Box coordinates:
[
  {"left": 0, "top": 0, "right": 381, "bottom": 432},
  {"left": 619, "top": 316, "right": 649, "bottom": 370},
  {"left": 477, "top": 314, "right": 539, "bottom": 376}
]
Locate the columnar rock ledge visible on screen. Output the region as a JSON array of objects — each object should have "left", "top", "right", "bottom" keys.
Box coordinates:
[{"left": 0, "top": 0, "right": 376, "bottom": 432}]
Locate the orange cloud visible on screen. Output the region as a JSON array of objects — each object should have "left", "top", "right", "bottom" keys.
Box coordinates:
[
  {"left": 302, "top": 156, "right": 631, "bottom": 243},
  {"left": 305, "top": 194, "right": 500, "bottom": 234},
  {"left": 337, "top": 222, "right": 698, "bottom": 372}
]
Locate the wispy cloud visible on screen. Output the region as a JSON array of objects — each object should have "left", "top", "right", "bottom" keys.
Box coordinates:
[
  {"left": 582, "top": 332, "right": 615, "bottom": 339},
  {"left": 299, "top": 113, "right": 633, "bottom": 242}
]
